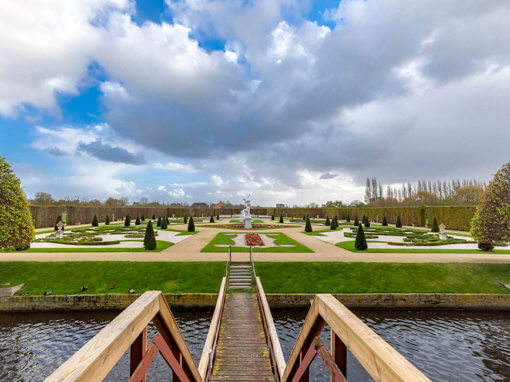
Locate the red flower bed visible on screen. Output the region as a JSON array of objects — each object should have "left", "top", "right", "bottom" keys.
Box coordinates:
[{"left": 245, "top": 233, "right": 265, "bottom": 246}]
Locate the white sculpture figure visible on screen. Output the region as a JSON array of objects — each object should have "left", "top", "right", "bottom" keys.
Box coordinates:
[
  {"left": 439, "top": 223, "right": 447, "bottom": 240},
  {"left": 242, "top": 195, "right": 252, "bottom": 228}
]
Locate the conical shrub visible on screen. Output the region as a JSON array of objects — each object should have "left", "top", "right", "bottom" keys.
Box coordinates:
[
  {"left": 355, "top": 223, "right": 368, "bottom": 250},
  {"left": 431, "top": 217, "right": 439, "bottom": 232},
  {"left": 141, "top": 215, "right": 145, "bottom": 221},
  {"left": 187, "top": 217, "right": 195, "bottom": 232},
  {"left": 157, "top": 216, "right": 162, "bottom": 227},
  {"left": 396, "top": 216, "right": 402, "bottom": 228},
  {"left": 144, "top": 221, "right": 157, "bottom": 250},
  {"left": 271, "top": 215, "right": 275, "bottom": 220},
  {"left": 279, "top": 215, "right": 284, "bottom": 223},
  {"left": 184, "top": 215, "right": 188, "bottom": 224},
  {"left": 124, "top": 214, "right": 131, "bottom": 227},
  {"left": 160, "top": 218, "right": 168, "bottom": 229},
  {"left": 382, "top": 216, "right": 388, "bottom": 226},
  {"left": 325, "top": 216, "right": 330, "bottom": 226},
  {"left": 152, "top": 214, "right": 156, "bottom": 220},
  {"left": 364, "top": 218, "right": 370, "bottom": 228},
  {"left": 346, "top": 214, "right": 350, "bottom": 222},
  {"left": 353, "top": 216, "right": 359, "bottom": 226},
  {"left": 330, "top": 217, "right": 338, "bottom": 230},
  {"left": 210, "top": 216, "right": 215, "bottom": 223},
  {"left": 92, "top": 214, "right": 98, "bottom": 227},
  {"left": 105, "top": 215, "right": 110, "bottom": 225},
  {"left": 305, "top": 216, "right": 312, "bottom": 232},
  {"left": 135, "top": 216, "right": 141, "bottom": 225}
]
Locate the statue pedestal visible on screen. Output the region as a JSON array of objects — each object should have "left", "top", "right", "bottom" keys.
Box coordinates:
[
  {"left": 439, "top": 232, "right": 447, "bottom": 240},
  {"left": 244, "top": 217, "right": 252, "bottom": 229}
]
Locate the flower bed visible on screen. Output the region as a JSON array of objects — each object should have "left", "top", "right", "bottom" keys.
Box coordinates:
[{"left": 245, "top": 233, "right": 265, "bottom": 246}]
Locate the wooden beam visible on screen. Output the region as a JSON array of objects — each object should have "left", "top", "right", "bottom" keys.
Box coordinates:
[
  {"left": 198, "top": 277, "right": 226, "bottom": 378},
  {"left": 256, "top": 277, "right": 286, "bottom": 379},
  {"left": 130, "top": 328, "right": 147, "bottom": 381},
  {"left": 45, "top": 291, "right": 161, "bottom": 382},
  {"left": 331, "top": 331, "right": 346, "bottom": 380}
]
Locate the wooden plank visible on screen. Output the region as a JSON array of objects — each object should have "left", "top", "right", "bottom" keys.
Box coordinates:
[
  {"left": 130, "top": 328, "right": 147, "bottom": 380},
  {"left": 212, "top": 294, "right": 274, "bottom": 381},
  {"left": 198, "top": 277, "right": 227, "bottom": 378},
  {"left": 45, "top": 291, "right": 161, "bottom": 382},
  {"left": 154, "top": 293, "right": 202, "bottom": 382},
  {"left": 256, "top": 277, "right": 286, "bottom": 379},
  {"left": 316, "top": 294, "right": 431, "bottom": 382}
]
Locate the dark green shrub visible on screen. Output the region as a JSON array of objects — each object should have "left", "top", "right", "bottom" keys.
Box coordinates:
[
  {"left": 325, "top": 216, "right": 330, "bottom": 226},
  {"left": 431, "top": 217, "right": 439, "bottom": 232},
  {"left": 135, "top": 216, "right": 141, "bottom": 225},
  {"left": 478, "top": 241, "right": 494, "bottom": 252},
  {"left": 161, "top": 218, "right": 168, "bottom": 229},
  {"left": 330, "top": 217, "right": 338, "bottom": 230},
  {"left": 184, "top": 215, "right": 188, "bottom": 224},
  {"left": 346, "top": 214, "right": 350, "bottom": 222},
  {"left": 141, "top": 215, "right": 145, "bottom": 221},
  {"left": 157, "top": 216, "right": 162, "bottom": 227},
  {"left": 364, "top": 218, "right": 370, "bottom": 228},
  {"left": 271, "top": 215, "right": 275, "bottom": 220},
  {"left": 305, "top": 216, "right": 312, "bottom": 232},
  {"left": 302, "top": 216, "right": 306, "bottom": 221},
  {"left": 124, "top": 214, "right": 131, "bottom": 227},
  {"left": 105, "top": 215, "right": 110, "bottom": 225},
  {"left": 382, "top": 216, "right": 388, "bottom": 226},
  {"left": 92, "top": 214, "right": 98, "bottom": 227},
  {"left": 0, "top": 157, "right": 35, "bottom": 250},
  {"left": 353, "top": 216, "right": 359, "bottom": 226},
  {"left": 188, "top": 217, "right": 195, "bottom": 232},
  {"left": 152, "top": 214, "right": 156, "bottom": 220},
  {"left": 217, "top": 215, "right": 220, "bottom": 220},
  {"left": 279, "top": 215, "right": 284, "bottom": 223},
  {"left": 396, "top": 216, "right": 402, "bottom": 228},
  {"left": 355, "top": 224, "right": 368, "bottom": 250},
  {"left": 143, "top": 221, "right": 156, "bottom": 250},
  {"left": 210, "top": 216, "right": 215, "bottom": 223}
]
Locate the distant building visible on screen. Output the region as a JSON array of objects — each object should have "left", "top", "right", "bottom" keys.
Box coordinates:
[
  {"left": 276, "top": 203, "right": 285, "bottom": 208},
  {"left": 191, "top": 202, "right": 209, "bottom": 208},
  {"left": 214, "top": 201, "right": 225, "bottom": 209}
]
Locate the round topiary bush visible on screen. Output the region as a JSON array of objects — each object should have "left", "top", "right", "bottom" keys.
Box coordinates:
[{"left": 0, "top": 157, "right": 35, "bottom": 250}]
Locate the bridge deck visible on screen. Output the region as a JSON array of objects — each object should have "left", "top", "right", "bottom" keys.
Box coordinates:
[{"left": 212, "top": 293, "right": 274, "bottom": 381}]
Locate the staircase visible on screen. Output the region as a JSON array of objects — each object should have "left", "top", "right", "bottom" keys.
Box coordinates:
[{"left": 228, "top": 262, "right": 253, "bottom": 289}]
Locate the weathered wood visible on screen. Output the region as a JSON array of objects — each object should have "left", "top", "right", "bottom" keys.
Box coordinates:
[
  {"left": 198, "top": 277, "right": 226, "bottom": 378},
  {"left": 283, "top": 294, "right": 431, "bottom": 382},
  {"left": 256, "top": 277, "right": 286, "bottom": 379},
  {"left": 212, "top": 294, "right": 274, "bottom": 381}
]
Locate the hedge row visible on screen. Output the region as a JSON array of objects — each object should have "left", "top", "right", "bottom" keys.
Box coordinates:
[
  {"left": 29, "top": 206, "right": 269, "bottom": 228},
  {"left": 268, "top": 206, "right": 475, "bottom": 231}
]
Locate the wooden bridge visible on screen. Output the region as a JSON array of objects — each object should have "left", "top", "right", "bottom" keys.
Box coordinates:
[{"left": 46, "top": 261, "right": 431, "bottom": 382}]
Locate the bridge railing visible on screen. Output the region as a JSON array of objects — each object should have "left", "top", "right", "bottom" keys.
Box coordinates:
[
  {"left": 281, "top": 294, "right": 431, "bottom": 382},
  {"left": 45, "top": 290, "right": 202, "bottom": 382},
  {"left": 198, "top": 277, "right": 227, "bottom": 381}
]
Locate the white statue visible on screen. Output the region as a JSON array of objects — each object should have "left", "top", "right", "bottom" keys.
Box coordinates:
[
  {"left": 242, "top": 195, "right": 252, "bottom": 228},
  {"left": 439, "top": 223, "right": 447, "bottom": 240}
]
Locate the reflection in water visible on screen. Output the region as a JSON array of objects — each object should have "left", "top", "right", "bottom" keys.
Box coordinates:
[{"left": 0, "top": 309, "right": 509, "bottom": 381}]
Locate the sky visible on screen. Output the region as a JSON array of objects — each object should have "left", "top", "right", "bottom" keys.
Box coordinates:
[{"left": 1, "top": 0, "right": 509, "bottom": 206}]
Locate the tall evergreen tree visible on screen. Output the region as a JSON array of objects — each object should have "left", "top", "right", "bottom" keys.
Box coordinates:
[
  {"left": 161, "top": 218, "right": 168, "bottom": 229},
  {"left": 325, "top": 216, "right": 330, "bottom": 226},
  {"left": 353, "top": 216, "right": 359, "bottom": 226},
  {"left": 0, "top": 157, "right": 35, "bottom": 250},
  {"left": 92, "top": 214, "right": 99, "bottom": 227},
  {"left": 382, "top": 216, "right": 388, "bottom": 226},
  {"left": 305, "top": 216, "right": 312, "bottom": 232},
  {"left": 184, "top": 215, "right": 188, "bottom": 224},
  {"left": 330, "top": 217, "right": 338, "bottom": 230},
  {"left": 210, "top": 215, "right": 215, "bottom": 223},
  {"left": 143, "top": 221, "right": 157, "bottom": 250},
  {"left": 431, "top": 217, "right": 439, "bottom": 232},
  {"left": 105, "top": 215, "right": 110, "bottom": 225},
  {"left": 279, "top": 215, "right": 284, "bottom": 223},
  {"left": 187, "top": 217, "right": 195, "bottom": 232},
  {"left": 157, "top": 216, "right": 162, "bottom": 227},
  {"left": 124, "top": 214, "right": 131, "bottom": 227},
  {"left": 355, "top": 223, "right": 368, "bottom": 250},
  {"left": 364, "top": 218, "right": 370, "bottom": 228},
  {"left": 396, "top": 216, "right": 402, "bottom": 228}
]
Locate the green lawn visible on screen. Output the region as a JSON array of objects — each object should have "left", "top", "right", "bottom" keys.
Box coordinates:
[
  {"left": 201, "top": 232, "right": 313, "bottom": 253},
  {"left": 3, "top": 240, "right": 173, "bottom": 253},
  {"left": 0, "top": 262, "right": 225, "bottom": 295},
  {"left": 337, "top": 240, "right": 510, "bottom": 254},
  {"left": 161, "top": 228, "right": 198, "bottom": 236},
  {"left": 255, "top": 262, "right": 510, "bottom": 294}
]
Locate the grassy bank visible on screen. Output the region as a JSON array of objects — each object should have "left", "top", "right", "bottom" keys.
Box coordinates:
[
  {"left": 337, "top": 241, "right": 510, "bottom": 254},
  {"left": 0, "top": 262, "right": 225, "bottom": 295},
  {"left": 255, "top": 262, "right": 510, "bottom": 294}
]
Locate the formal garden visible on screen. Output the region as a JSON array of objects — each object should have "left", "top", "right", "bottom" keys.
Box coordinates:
[{"left": 202, "top": 232, "right": 313, "bottom": 252}]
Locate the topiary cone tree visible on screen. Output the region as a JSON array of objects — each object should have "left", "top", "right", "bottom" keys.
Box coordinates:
[
  {"left": 364, "top": 218, "right": 370, "bottom": 228},
  {"left": 279, "top": 215, "right": 284, "bottom": 223},
  {"left": 152, "top": 214, "right": 156, "bottom": 220},
  {"left": 346, "top": 214, "right": 350, "bottom": 222},
  {"left": 0, "top": 157, "right": 35, "bottom": 250},
  {"left": 135, "top": 216, "right": 141, "bottom": 225},
  {"left": 184, "top": 215, "right": 188, "bottom": 224},
  {"left": 160, "top": 217, "right": 168, "bottom": 229},
  {"left": 325, "top": 216, "right": 330, "bottom": 226},
  {"left": 92, "top": 214, "right": 99, "bottom": 227},
  {"left": 143, "top": 221, "right": 157, "bottom": 250},
  {"left": 124, "top": 214, "right": 131, "bottom": 227},
  {"left": 141, "top": 215, "right": 145, "bottom": 221},
  {"left": 187, "top": 216, "right": 195, "bottom": 232},
  {"left": 330, "top": 217, "right": 338, "bottom": 230},
  {"left": 105, "top": 215, "right": 110, "bottom": 225},
  {"left": 396, "top": 216, "right": 402, "bottom": 228},
  {"left": 271, "top": 215, "right": 275, "bottom": 220},
  {"left": 305, "top": 216, "right": 312, "bottom": 232},
  {"left": 382, "top": 216, "right": 388, "bottom": 226},
  {"left": 355, "top": 223, "right": 368, "bottom": 250},
  {"left": 471, "top": 161, "right": 510, "bottom": 251},
  {"left": 210, "top": 215, "right": 215, "bottom": 223},
  {"left": 431, "top": 217, "right": 439, "bottom": 233},
  {"left": 353, "top": 216, "right": 359, "bottom": 226}
]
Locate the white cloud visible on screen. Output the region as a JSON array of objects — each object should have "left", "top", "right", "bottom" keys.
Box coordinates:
[{"left": 153, "top": 161, "right": 198, "bottom": 173}]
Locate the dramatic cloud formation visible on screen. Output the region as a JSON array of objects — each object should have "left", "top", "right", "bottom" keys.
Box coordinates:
[{"left": 1, "top": 0, "right": 510, "bottom": 205}]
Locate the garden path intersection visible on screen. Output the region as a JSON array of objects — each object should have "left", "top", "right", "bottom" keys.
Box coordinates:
[{"left": 2, "top": 221, "right": 510, "bottom": 263}]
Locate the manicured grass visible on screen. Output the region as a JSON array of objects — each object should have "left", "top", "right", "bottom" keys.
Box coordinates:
[
  {"left": 3, "top": 240, "right": 173, "bottom": 253},
  {"left": 201, "top": 232, "right": 313, "bottom": 253},
  {"left": 337, "top": 240, "right": 510, "bottom": 254},
  {"left": 255, "top": 262, "right": 510, "bottom": 294},
  {"left": 0, "top": 262, "right": 225, "bottom": 295},
  {"left": 161, "top": 228, "right": 198, "bottom": 236}
]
